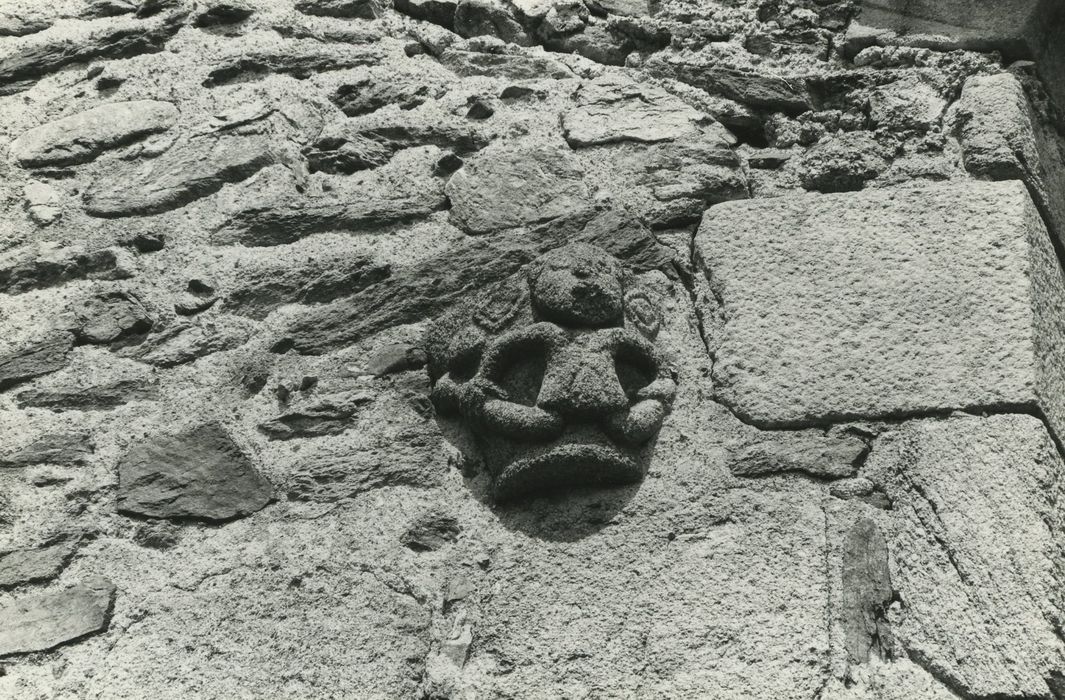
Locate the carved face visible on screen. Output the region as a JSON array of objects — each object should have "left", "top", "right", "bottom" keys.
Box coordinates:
[{"left": 426, "top": 244, "right": 675, "bottom": 502}]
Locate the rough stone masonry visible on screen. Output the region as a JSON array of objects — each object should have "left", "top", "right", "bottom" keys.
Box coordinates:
[{"left": 0, "top": 0, "right": 1064, "bottom": 698}]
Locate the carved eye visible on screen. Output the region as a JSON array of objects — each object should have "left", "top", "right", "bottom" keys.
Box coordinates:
[
  {"left": 614, "top": 343, "right": 657, "bottom": 400},
  {"left": 486, "top": 339, "right": 548, "bottom": 407},
  {"left": 624, "top": 288, "right": 662, "bottom": 339}
]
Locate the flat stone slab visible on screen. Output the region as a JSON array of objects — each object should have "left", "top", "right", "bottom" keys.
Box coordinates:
[
  {"left": 83, "top": 135, "right": 273, "bottom": 218},
  {"left": 0, "top": 430, "right": 93, "bottom": 468},
  {"left": 118, "top": 423, "right": 272, "bottom": 521},
  {"left": 562, "top": 75, "right": 704, "bottom": 148},
  {"left": 0, "top": 331, "right": 74, "bottom": 391},
  {"left": 0, "top": 541, "right": 74, "bottom": 589},
  {"left": 10, "top": 100, "right": 177, "bottom": 167},
  {"left": 696, "top": 180, "right": 1065, "bottom": 431},
  {"left": 0, "top": 577, "right": 114, "bottom": 656}
]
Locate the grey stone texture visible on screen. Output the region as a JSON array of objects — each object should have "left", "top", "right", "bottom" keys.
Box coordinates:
[
  {"left": 0, "top": 430, "right": 94, "bottom": 468},
  {"left": 0, "top": 577, "right": 115, "bottom": 656},
  {"left": 561, "top": 74, "right": 705, "bottom": 147},
  {"left": 697, "top": 180, "right": 1065, "bottom": 433},
  {"left": 84, "top": 135, "right": 274, "bottom": 217},
  {"left": 426, "top": 243, "right": 676, "bottom": 501},
  {"left": 846, "top": 0, "right": 1065, "bottom": 108},
  {"left": 856, "top": 414, "right": 1065, "bottom": 698},
  {"left": 213, "top": 147, "right": 448, "bottom": 245},
  {"left": 258, "top": 390, "right": 373, "bottom": 440},
  {"left": 0, "top": 244, "right": 134, "bottom": 295},
  {"left": 953, "top": 71, "right": 1065, "bottom": 254},
  {"left": 117, "top": 423, "right": 272, "bottom": 521},
  {"left": 445, "top": 139, "right": 592, "bottom": 234},
  {"left": 728, "top": 429, "right": 867, "bottom": 479},
  {"left": 0, "top": 12, "right": 184, "bottom": 95},
  {"left": 22, "top": 180, "right": 62, "bottom": 225},
  {"left": 10, "top": 100, "right": 178, "bottom": 167},
  {"left": 0, "top": 0, "right": 1064, "bottom": 697},
  {"left": 849, "top": 0, "right": 1045, "bottom": 54},
  {"left": 0, "top": 541, "right": 74, "bottom": 589},
  {"left": 0, "top": 332, "right": 74, "bottom": 391}
]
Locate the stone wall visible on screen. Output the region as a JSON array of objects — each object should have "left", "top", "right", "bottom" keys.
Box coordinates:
[{"left": 0, "top": 0, "right": 1064, "bottom": 698}]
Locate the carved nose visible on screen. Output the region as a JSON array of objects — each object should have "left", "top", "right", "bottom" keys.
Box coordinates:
[{"left": 537, "top": 352, "right": 628, "bottom": 419}]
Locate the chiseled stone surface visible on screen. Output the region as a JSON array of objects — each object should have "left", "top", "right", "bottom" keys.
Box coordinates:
[
  {"left": 860, "top": 414, "right": 1065, "bottom": 698},
  {"left": 697, "top": 180, "right": 1065, "bottom": 432},
  {"left": 954, "top": 72, "right": 1065, "bottom": 253},
  {"left": 9, "top": 100, "right": 178, "bottom": 167}
]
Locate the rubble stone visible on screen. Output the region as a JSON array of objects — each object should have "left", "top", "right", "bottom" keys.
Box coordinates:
[
  {"left": 797, "top": 131, "right": 891, "bottom": 192},
  {"left": 0, "top": 14, "right": 183, "bottom": 95},
  {"left": 445, "top": 139, "right": 591, "bottom": 234},
  {"left": 10, "top": 100, "right": 177, "bottom": 167},
  {"left": 117, "top": 423, "right": 272, "bottom": 521},
  {"left": 84, "top": 135, "right": 274, "bottom": 217},
  {"left": 0, "top": 541, "right": 75, "bottom": 589},
  {"left": 23, "top": 180, "right": 62, "bottom": 225},
  {"left": 214, "top": 149, "right": 447, "bottom": 245},
  {"left": 728, "top": 430, "right": 867, "bottom": 479},
  {"left": 562, "top": 74, "right": 705, "bottom": 147},
  {"left": 0, "top": 332, "right": 74, "bottom": 391},
  {"left": 0, "top": 577, "right": 115, "bottom": 656},
  {"left": 0, "top": 430, "right": 94, "bottom": 468},
  {"left": 0, "top": 244, "right": 134, "bottom": 294}
]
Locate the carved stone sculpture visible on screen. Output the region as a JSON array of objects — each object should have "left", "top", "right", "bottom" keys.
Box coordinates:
[{"left": 426, "top": 243, "right": 676, "bottom": 501}]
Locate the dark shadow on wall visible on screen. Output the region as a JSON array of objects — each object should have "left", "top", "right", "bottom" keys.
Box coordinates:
[{"left": 1028, "top": 0, "right": 1065, "bottom": 121}]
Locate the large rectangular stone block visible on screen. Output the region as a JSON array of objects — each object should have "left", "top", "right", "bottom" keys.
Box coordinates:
[{"left": 696, "top": 180, "right": 1065, "bottom": 434}]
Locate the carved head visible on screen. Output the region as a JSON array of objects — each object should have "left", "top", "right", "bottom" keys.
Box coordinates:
[{"left": 426, "top": 243, "right": 675, "bottom": 502}]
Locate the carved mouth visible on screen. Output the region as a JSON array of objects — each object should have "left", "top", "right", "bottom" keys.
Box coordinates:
[{"left": 493, "top": 442, "right": 642, "bottom": 503}]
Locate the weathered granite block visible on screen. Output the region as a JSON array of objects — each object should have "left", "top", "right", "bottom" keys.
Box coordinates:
[
  {"left": 954, "top": 72, "right": 1065, "bottom": 254},
  {"left": 696, "top": 180, "right": 1065, "bottom": 433},
  {"left": 858, "top": 414, "right": 1065, "bottom": 699}
]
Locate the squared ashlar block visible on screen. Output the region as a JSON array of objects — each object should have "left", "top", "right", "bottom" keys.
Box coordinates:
[{"left": 696, "top": 180, "right": 1065, "bottom": 437}]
